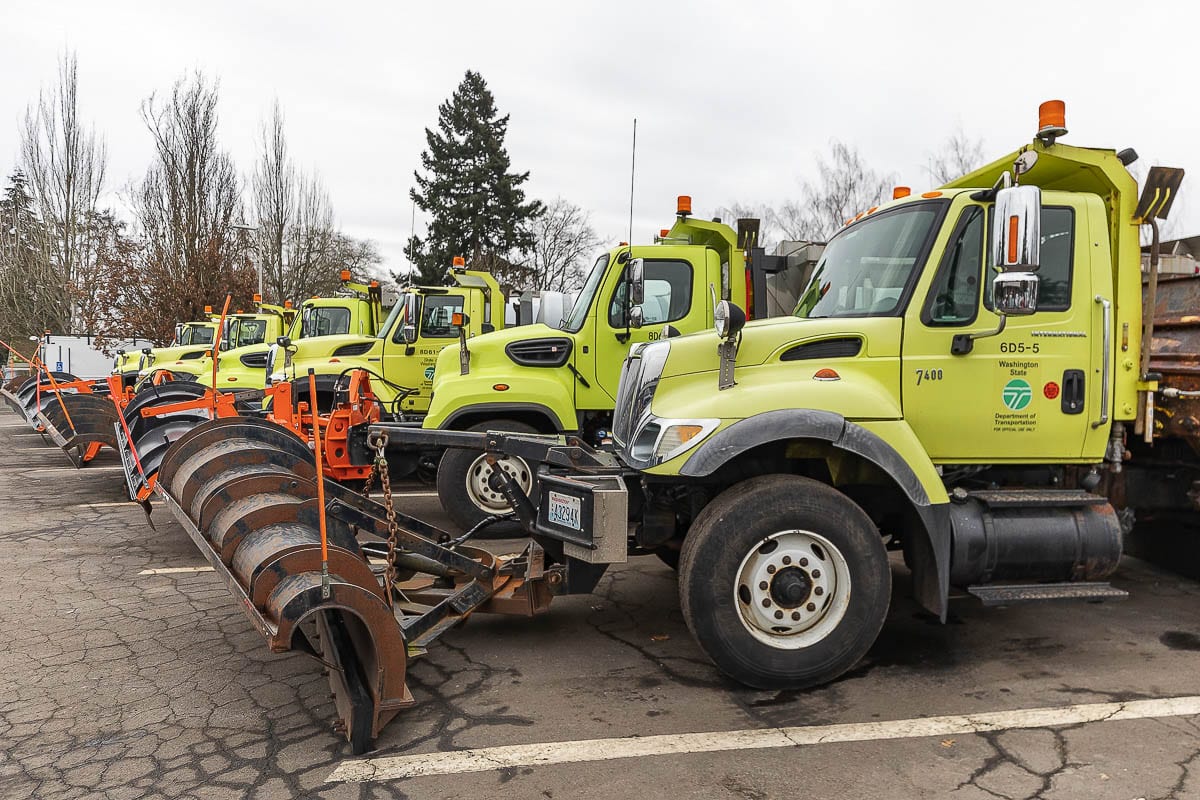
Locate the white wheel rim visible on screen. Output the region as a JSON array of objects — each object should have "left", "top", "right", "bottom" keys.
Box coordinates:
[
  {"left": 734, "top": 529, "right": 852, "bottom": 649},
  {"left": 464, "top": 453, "right": 533, "bottom": 513}
]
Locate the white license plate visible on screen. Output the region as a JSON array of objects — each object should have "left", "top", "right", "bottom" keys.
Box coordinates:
[{"left": 546, "top": 490, "right": 582, "bottom": 531}]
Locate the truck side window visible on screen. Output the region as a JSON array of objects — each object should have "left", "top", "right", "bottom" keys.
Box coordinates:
[
  {"left": 608, "top": 259, "right": 693, "bottom": 327},
  {"left": 420, "top": 296, "right": 465, "bottom": 339},
  {"left": 1036, "top": 207, "right": 1074, "bottom": 310},
  {"left": 923, "top": 206, "right": 984, "bottom": 326},
  {"left": 985, "top": 206, "right": 1074, "bottom": 312}
]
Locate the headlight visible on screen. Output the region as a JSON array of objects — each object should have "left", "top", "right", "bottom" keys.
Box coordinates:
[{"left": 628, "top": 417, "right": 719, "bottom": 465}]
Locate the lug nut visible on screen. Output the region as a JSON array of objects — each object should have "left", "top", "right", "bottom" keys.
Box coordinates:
[
  {"left": 791, "top": 612, "right": 801, "bottom": 621},
  {"left": 782, "top": 556, "right": 792, "bottom": 565},
  {"left": 759, "top": 581, "right": 769, "bottom": 590},
  {"left": 806, "top": 603, "right": 816, "bottom": 612},
  {"left": 766, "top": 565, "right": 776, "bottom": 574},
  {"left": 814, "top": 587, "right": 824, "bottom": 596},
  {"left": 812, "top": 569, "right": 821, "bottom": 578},
  {"left": 800, "top": 558, "right": 808, "bottom": 567},
  {"left": 761, "top": 598, "right": 771, "bottom": 608},
  {"left": 774, "top": 610, "right": 784, "bottom": 620}
]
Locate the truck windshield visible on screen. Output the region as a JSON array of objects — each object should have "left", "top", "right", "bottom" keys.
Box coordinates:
[
  {"left": 377, "top": 293, "right": 419, "bottom": 340},
  {"left": 795, "top": 203, "right": 944, "bottom": 319},
  {"left": 180, "top": 325, "right": 214, "bottom": 346},
  {"left": 561, "top": 254, "right": 610, "bottom": 332},
  {"left": 300, "top": 306, "right": 351, "bottom": 338},
  {"left": 221, "top": 318, "right": 269, "bottom": 349}
]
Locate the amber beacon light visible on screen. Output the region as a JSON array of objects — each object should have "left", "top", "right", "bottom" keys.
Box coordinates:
[{"left": 1038, "top": 100, "right": 1067, "bottom": 139}]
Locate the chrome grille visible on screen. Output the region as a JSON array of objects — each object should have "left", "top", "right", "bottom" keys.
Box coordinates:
[{"left": 611, "top": 348, "right": 645, "bottom": 447}]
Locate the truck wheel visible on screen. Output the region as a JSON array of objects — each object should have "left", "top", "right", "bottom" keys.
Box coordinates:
[
  {"left": 678, "top": 474, "right": 891, "bottom": 689},
  {"left": 437, "top": 419, "right": 539, "bottom": 533}
]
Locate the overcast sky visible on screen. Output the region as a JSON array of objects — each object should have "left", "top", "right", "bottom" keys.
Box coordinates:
[{"left": 3, "top": 0, "right": 1198, "bottom": 273}]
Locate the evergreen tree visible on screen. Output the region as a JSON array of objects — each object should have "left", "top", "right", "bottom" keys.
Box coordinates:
[
  {"left": 0, "top": 170, "right": 59, "bottom": 344},
  {"left": 404, "top": 71, "right": 544, "bottom": 286}
]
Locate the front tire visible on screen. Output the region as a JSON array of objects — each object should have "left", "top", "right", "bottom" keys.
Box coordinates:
[
  {"left": 678, "top": 474, "right": 891, "bottom": 689},
  {"left": 436, "top": 419, "right": 539, "bottom": 533}
]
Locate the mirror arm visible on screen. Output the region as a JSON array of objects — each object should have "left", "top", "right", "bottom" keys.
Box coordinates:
[{"left": 951, "top": 314, "right": 1006, "bottom": 356}]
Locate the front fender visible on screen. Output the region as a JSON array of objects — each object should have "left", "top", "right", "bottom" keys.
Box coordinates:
[
  {"left": 423, "top": 358, "right": 577, "bottom": 431},
  {"left": 679, "top": 409, "right": 953, "bottom": 620}
]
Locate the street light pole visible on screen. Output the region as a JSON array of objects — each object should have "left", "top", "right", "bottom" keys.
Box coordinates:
[{"left": 231, "top": 223, "right": 261, "bottom": 298}]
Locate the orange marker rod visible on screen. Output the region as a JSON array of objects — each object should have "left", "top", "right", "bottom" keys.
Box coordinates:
[
  {"left": 211, "top": 295, "right": 232, "bottom": 412},
  {"left": 308, "top": 368, "right": 331, "bottom": 599}
]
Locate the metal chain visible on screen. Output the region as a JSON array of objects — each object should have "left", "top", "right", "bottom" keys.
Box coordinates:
[
  {"left": 372, "top": 434, "right": 400, "bottom": 609},
  {"left": 361, "top": 453, "right": 377, "bottom": 499}
]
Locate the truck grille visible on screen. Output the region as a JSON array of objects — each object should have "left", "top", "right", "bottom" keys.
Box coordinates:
[
  {"left": 505, "top": 337, "right": 573, "bottom": 367},
  {"left": 612, "top": 348, "right": 646, "bottom": 447},
  {"left": 240, "top": 352, "right": 269, "bottom": 369}
]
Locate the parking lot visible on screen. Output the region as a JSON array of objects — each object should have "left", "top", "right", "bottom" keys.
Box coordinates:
[{"left": 1, "top": 410, "right": 1199, "bottom": 800}]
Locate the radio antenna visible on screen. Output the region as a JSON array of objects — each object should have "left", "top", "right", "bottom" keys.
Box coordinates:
[{"left": 627, "top": 118, "right": 637, "bottom": 255}]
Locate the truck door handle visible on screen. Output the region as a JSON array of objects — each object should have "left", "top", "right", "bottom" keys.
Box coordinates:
[
  {"left": 1093, "top": 295, "right": 1111, "bottom": 428},
  {"left": 1061, "top": 369, "right": 1085, "bottom": 414}
]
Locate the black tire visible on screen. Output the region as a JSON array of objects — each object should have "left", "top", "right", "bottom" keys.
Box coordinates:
[
  {"left": 436, "top": 419, "right": 539, "bottom": 534},
  {"left": 678, "top": 474, "right": 891, "bottom": 689}
]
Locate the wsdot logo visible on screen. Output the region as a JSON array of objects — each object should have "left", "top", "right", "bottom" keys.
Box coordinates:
[
  {"left": 424, "top": 367, "right": 436, "bottom": 381},
  {"left": 1002, "top": 379, "right": 1032, "bottom": 411}
]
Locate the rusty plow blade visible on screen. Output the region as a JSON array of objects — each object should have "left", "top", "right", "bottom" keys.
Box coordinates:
[
  {"left": 151, "top": 415, "right": 558, "bottom": 753},
  {"left": 36, "top": 392, "right": 119, "bottom": 467}
]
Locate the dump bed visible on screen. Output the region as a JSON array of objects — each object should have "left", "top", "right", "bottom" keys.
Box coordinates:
[{"left": 1147, "top": 273, "right": 1200, "bottom": 448}]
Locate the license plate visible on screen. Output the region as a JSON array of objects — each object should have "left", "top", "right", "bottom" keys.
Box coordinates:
[{"left": 546, "top": 490, "right": 582, "bottom": 531}]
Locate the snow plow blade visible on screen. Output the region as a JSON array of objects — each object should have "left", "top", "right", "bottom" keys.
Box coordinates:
[
  {"left": 148, "top": 415, "right": 563, "bottom": 752},
  {"left": 35, "top": 392, "right": 120, "bottom": 467},
  {"left": 116, "top": 381, "right": 214, "bottom": 500},
  {"left": 4, "top": 372, "right": 79, "bottom": 425}
]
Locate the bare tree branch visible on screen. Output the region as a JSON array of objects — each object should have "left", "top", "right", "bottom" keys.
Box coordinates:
[
  {"left": 529, "top": 197, "right": 601, "bottom": 292},
  {"left": 20, "top": 51, "right": 108, "bottom": 333}
]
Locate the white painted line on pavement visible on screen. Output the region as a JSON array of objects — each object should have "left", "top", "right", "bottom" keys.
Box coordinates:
[
  {"left": 139, "top": 566, "right": 215, "bottom": 575},
  {"left": 77, "top": 502, "right": 138, "bottom": 508},
  {"left": 30, "top": 465, "right": 125, "bottom": 472},
  {"left": 326, "top": 695, "right": 1200, "bottom": 784}
]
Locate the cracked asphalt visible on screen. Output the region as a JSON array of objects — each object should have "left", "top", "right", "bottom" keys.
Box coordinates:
[{"left": 1, "top": 411, "right": 1199, "bottom": 799}]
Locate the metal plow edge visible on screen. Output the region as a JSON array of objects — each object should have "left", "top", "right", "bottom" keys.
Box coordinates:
[{"left": 146, "top": 415, "right": 564, "bottom": 753}]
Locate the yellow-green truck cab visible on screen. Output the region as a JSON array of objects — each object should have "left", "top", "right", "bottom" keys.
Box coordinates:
[
  {"left": 184, "top": 280, "right": 387, "bottom": 391},
  {"left": 147, "top": 303, "right": 294, "bottom": 384},
  {"left": 490, "top": 103, "right": 1172, "bottom": 693},
  {"left": 114, "top": 318, "right": 218, "bottom": 387},
  {"left": 425, "top": 207, "right": 819, "bottom": 530},
  {"left": 266, "top": 268, "right": 504, "bottom": 415}
]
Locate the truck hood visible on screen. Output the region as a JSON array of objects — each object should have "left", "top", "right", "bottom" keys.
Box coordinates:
[
  {"left": 657, "top": 315, "right": 893, "bottom": 381},
  {"left": 433, "top": 322, "right": 569, "bottom": 372}
]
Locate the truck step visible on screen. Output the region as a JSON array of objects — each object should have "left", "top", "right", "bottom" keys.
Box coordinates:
[
  {"left": 967, "top": 582, "right": 1128, "bottom": 606},
  {"left": 966, "top": 489, "right": 1108, "bottom": 508}
]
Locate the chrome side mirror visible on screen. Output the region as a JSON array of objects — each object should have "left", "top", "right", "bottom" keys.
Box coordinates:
[
  {"left": 992, "top": 184, "right": 1042, "bottom": 271},
  {"left": 628, "top": 258, "right": 645, "bottom": 306},
  {"left": 629, "top": 305, "right": 644, "bottom": 329},
  {"left": 400, "top": 324, "right": 418, "bottom": 344},
  {"left": 992, "top": 271, "right": 1040, "bottom": 316}
]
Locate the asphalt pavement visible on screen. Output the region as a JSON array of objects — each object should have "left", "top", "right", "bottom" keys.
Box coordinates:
[{"left": 1, "top": 411, "right": 1198, "bottom": 799}]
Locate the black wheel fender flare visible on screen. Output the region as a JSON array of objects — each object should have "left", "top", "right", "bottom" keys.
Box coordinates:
[
  {"left": 440, "top": 401, "right": 568, "bottom": 433},
  {"left": 680, "top": 408, "right": 952, "bottom": 620}
]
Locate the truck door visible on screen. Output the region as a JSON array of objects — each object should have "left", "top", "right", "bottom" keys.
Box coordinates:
[
  {"left": 902, "top": 197, "right": 1100, "bottom": 461},
  {"left": 380, "top": 292, "right": 467, "bottom": 411},
  {"left": 585, "top": 254, "right": 704, "bottom": 403}
]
